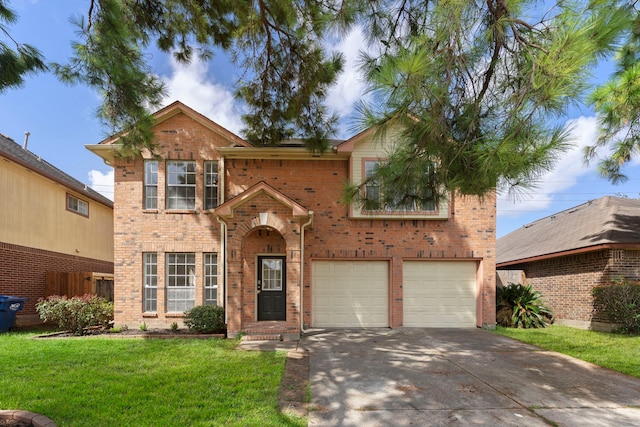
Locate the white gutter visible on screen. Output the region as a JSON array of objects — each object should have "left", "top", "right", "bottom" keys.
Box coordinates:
[
  {"left": 216, "top": 216, "right": 229, "bottom": 327},
  {"left": 300, "top": 211, "right": 314, "bottom": 333}
]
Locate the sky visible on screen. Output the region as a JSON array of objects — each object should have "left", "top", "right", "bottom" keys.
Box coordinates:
[{"left": 2, "top": 0, "right": 640, "bottom": 238}]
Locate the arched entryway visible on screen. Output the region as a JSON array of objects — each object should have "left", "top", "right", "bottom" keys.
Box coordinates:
[
  {"left": 213, "top": 182, "right": 311, "bottom": 338},
  {"left": 242, "top": 227, "right": 287, "bottom": 321}
]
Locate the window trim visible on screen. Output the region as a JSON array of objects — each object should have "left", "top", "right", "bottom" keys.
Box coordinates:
[
  {"left": 143, "top": 253, "right": 158, "bottom": 313},
  {"left": 165, "top": 252, "right": 196, "bottom": 313},
  {"left": 204, "top": 161, "right": 219, "bottom": 210},
  {"left": 166, "top": 160, "right": 196, "bottom": 211},
  {"left": 204, "top": 253, "right": 218, "bottom": 306},
  {"left": 351, "top": 157, "right": 448, "bottom": 220},
  {"left": 144, "top": 160, "right": 159, "bottom": 210},
  {"left": 66, "top": 193, "right": 89, "bottom": 217}
]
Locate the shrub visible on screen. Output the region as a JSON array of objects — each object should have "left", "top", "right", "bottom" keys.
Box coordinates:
[
  {"left": 592, "top": 278, "right": 640, "bottom": 334},
  {"left": 183, "top": 305, "right": 225, "bottom": 333},
  {"left": 496, "top": 283, "right": 553, "bottom": 328},
  {"left": 36, "top": 294, "right": 114, "bottom": 335}
]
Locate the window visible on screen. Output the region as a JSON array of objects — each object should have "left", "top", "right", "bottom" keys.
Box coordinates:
[
  {"left": 143, "top": 253, "right": 158, "bottom": 312},
  {"left": 166, "top": 161, "right": 196, "bottom": 210},
  {"left": 364, "top": 160, "right": 436, "bottom": 212},
  {"left": 204, "top": 161, "right": 219, "bottom": 209},
  {"left": 261, "top": 259, "right": 283, "bottom": 291},
  {"left": 144, "top": 161, "right": 158, "bottom": 209},
  {"left": 166, "top": 253, "right": 196, "bottom": 312},
  {"left": 364, "top": 161, "right": 381, "bottom": 211},
  {"left": 204, "top": 253, "right": 218, "bottom": 305},
  {"left": 66, "top": 194, "right": 89, "bottom": 216}
]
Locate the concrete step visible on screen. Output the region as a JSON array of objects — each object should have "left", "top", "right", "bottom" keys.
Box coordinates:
[{"left": 241, "top": 334, "right": 283, "bottom": 342}]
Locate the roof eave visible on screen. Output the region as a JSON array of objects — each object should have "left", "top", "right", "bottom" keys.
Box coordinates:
[
  {"left": 217, "top": 146, "right": 350, "bottom": 160},
  {"left": 496, "top": 242, "right": 640, "bottom": 268},
  {"left": 2, "top": 150, "right": 113, "bottom": 209},
  {"left": 85, "top": 144, "right": 118, "bottom": 166}
]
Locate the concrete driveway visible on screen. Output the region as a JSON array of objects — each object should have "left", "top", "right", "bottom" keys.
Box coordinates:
[{"left": 302, "top": 328, "right": 640, "bottom": 426}]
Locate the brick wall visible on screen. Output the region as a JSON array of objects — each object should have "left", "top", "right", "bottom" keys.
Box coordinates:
[
  {"left": 225, "top": 158, "right": 497, "bottom": 328},
  {"left": 112, "top": 109, "right": 496, "bottom": 330},
  {"left": 0, "top": 241, "right": 114, "bottom": 319},
  {"left": 524, "top": 249, "right": 640, "bottom": 326},
  {"left": 112, "top": 113, "right": 226, "bottom": 328}
]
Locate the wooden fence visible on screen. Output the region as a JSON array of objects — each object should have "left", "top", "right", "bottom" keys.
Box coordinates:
[{"left": 45, "top": 272, "right": 114, "bottom": 301}]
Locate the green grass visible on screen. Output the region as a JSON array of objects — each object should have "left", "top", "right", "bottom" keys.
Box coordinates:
[
  {"left": 495, "top": 325, "right": 640, "bottom": 378},
  {"left": 0, "top": 330, "right": 305, "bottom": 427}
]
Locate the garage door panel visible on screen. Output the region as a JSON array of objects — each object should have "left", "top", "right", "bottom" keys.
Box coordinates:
[
  {"left": 403, "top": 261, "right": 477, "bottom": 328},
  {"left": 312, "top": 261, "right": 388, "bottom": 328}
]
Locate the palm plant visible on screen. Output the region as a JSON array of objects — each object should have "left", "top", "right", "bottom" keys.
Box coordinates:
[{"left": 497, "top": 283, "right": 553, "bottom": 328}]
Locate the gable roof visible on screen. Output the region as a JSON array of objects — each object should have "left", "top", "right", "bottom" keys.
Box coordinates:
[
  {"left": 497, "top": 196, "right": 640, "bottom": 267},
  {"left": 496, "top": 196, "right": 640, "bottom": 267},
  {"left": 86, "top": 101, "right": 251, "bottom": 164},
  {"left": 0, "top": 133, "right": 113, "bottom": 208},
  {"left": 214, "top": 181, "right": 311, "bottom": 220}
]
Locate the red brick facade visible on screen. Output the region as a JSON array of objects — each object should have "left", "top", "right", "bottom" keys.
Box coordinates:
[
  {"left": 104, "top": 102, "right": 497, "bottom": 335},
  {"left": 0, "top": 242, "right": 114, "bottom": 322},
  {"left": 518, "top": 249, "right": 640, "bottom": 328}
]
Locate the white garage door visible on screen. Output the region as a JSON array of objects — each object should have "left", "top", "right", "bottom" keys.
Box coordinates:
[
  {"left": 403, "top": 261, "right": 477, "bottom": 327},
  {"left": 312, "top": 261, "right": 388, "bottom": 327}
]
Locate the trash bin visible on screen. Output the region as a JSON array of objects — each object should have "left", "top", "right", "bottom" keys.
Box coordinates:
[{"left": 0, "top": 295, "right": 28, "bottom": 332}]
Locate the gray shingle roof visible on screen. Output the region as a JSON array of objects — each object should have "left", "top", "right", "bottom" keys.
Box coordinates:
[
  {"left": 497, "top": 196, "right": 640, "bottom": 266},
  {"left": 0, "top": 133, "right": 113, "bottom": 208}
]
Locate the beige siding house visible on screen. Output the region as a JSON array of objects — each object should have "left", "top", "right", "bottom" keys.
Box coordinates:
[{"left": 0, "top": 133, "right": 114, "bottom": 325}]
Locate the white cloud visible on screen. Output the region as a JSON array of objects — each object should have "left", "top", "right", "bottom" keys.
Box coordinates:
[
  {"left": 161, "top": 56, "right": 244, "bottom": 135},
  {"left": 325, "top": 28, "right": 369, "bottom": 137},
  {"left": 88, "top": 169, "right": 114, "bottom": 201},
  {"left": 497, "top": 116, "right": 599, "bottom": 217}
]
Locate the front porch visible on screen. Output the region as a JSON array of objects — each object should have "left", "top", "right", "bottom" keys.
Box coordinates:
[{"left": 214, "top": 182, "right": 313, "bottom": 340}]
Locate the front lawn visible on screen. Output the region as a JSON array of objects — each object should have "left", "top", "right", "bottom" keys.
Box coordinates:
[
  {"left": 495, "top": 325, "right": 640, "bottom": 378},
  {"left": 0, "top": 330, "right": 305, "bottom": 427}
]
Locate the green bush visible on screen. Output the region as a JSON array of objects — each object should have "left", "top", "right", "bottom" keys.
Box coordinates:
[
  {"left": 36, "top": 294, "right": 114, "bottom": 335},
  {"left": 496, "top": 283, "right": 553, "bottom": 328},
  {"left": 592, "top": 278, "right": 640, "bottom": 334},
  {"left": 183, "top": 305, "right": 225, "bottom": 333}
]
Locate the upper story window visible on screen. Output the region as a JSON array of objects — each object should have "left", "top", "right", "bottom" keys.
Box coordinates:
[
  {"left": 166, "top": 161, "right": 196, "bottom": 210},
  {"left": 66, "top": 194, "right": 89, "bottom": 217},
  {"left": 204, "top": 161, "right": 219, "bottom": 209},
  {"left": 144, "top": 160, "right": 158, "bottom": 209},
  {"left": 363, "top": 160, "right": 437, "bottom": 213},
  {"left": 364, "top": 161, "right": 382, "bottom": 211}
]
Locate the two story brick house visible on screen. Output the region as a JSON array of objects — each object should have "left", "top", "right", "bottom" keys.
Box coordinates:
[{"left": 87, "top": 101, "right": 496, "bottom": 338}]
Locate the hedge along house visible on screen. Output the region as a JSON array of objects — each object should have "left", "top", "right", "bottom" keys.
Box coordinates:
[
  {"left": 496, "top": 196, "right": 640, "bottom": 330},
  {"left": 1, "top": 133, "right": 114, "bottom": 326},
  {"left": 87, "top": 101, "right": 496, "bottom": 339}
]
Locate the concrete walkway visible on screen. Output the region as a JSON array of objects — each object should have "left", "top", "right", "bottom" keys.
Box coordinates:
[{"left": 302, "top": 328, "right": 640, "bottom": 426}]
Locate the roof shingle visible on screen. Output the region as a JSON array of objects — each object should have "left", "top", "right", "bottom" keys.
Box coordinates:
[{"left": 497, "top": 196, "right": 640, "bottom": 265}]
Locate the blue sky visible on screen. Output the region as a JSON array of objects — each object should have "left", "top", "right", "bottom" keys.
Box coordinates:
[{"left": 3, "top": 0, "right": 640, "bottom": 238}]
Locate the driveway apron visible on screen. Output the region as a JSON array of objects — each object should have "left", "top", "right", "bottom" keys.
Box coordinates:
[{"left": 303, "top": 328, "right": 640, "bottom": 426}]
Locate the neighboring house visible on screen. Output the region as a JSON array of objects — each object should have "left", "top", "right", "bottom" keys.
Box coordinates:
[
  {"left": 0, "top": 133, "right": 114, "bottom": 326},
  {"left": 86, "top": 101, "right": 496, "bottom": 338},
  {"left": 496, "top": 196, "right": 640, "bottom": 329}
]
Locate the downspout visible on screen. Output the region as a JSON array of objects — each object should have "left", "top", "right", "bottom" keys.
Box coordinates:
[
  {"left": 216, "top": 216, "right": 229, "bottom": 327},
  {"left": 300, "top": 211, "right": 314, "bottom": 333}
]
